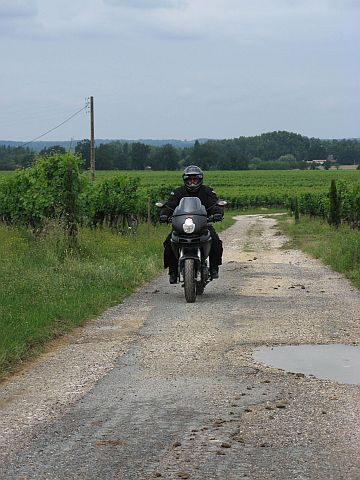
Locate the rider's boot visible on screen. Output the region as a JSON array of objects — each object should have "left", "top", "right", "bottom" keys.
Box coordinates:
[
  {"left": 169, "top": 266, "right": 178, "bottom": 284},
  {"left": 210, "top": 266, "right": 219, "bottom": 279}
]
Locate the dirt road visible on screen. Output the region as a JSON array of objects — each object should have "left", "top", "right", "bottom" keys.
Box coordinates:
[{"left": 1, "top": 215, "right": 360, "bottom": 479}]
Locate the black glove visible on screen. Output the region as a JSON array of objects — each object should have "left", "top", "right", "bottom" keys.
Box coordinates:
[
  {"left": 159, "top": 215, "right": 169, "bottom": 224},
  {"left": 213, "top": 213, "right": 223, "bottom": 222}
]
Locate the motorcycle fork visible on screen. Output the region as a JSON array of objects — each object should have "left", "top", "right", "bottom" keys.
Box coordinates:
[{"left": 179, "top": 248, "right": 201, "bottom": 282}]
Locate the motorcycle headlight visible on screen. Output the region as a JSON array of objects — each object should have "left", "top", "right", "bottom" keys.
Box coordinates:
[{"left": 183, "top": 217, "right": 195, "bottom": 233}]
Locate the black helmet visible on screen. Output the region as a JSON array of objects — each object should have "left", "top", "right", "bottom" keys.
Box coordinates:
[{"left": 183, "top": 165, "right": 203, "bottom": 192}]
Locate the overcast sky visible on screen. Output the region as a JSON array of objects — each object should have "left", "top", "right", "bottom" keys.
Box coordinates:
[{"left": 0, "top": 0, "right": 359, "bottom": 142}]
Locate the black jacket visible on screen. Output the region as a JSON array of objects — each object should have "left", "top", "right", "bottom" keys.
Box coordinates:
[{"left": 161, "top": 185, "right": 222, "bottom": 218}]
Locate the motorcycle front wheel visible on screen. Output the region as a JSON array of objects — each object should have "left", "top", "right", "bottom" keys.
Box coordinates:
[{"left": 184, "top": 259, "right": 196, "bottom": 303}]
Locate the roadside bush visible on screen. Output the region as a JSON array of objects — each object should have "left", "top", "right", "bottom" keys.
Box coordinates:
[{"left": 0, "top": 154, "right": 83, "bottom": 240}]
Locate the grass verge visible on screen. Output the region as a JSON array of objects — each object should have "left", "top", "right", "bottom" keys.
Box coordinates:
[
  {"left": 0, "top": 223, "right": 167, "bottom": 378},
  {"left": 278, "top": 215, "right": 360, "bottom": 291},
  {"left": 0, "top": 210, "right": 236, "bottom": 378}
]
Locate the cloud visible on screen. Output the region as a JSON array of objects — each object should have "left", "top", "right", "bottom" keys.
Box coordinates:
[
  {"left": 0, "top": 0, "right": 358, "bottom": 140},
  {"left": 175, "top": 86, "right": 194, "bottom": 98},
  {"left": 0, "top": 1, "right": 38, "bottom": 38},
  {"left": 103, "top": 0, "right": 187, "bottom": 9},
  {"left": 0, "top": 0, "right": 37, "bottom": 18},
  {"left": 0, "top": 1, "right": 123, "bottom": 41}
]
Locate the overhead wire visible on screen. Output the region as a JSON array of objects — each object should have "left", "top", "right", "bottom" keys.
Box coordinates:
[{"left": 21, "top": 102, "right": 89, "bottom": 147}]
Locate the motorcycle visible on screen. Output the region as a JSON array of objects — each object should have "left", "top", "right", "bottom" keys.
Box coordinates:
[{"left": 157, "top": 197, "right": 226, "bottom": 303}]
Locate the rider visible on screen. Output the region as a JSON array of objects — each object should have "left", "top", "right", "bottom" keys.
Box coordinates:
[{"left": 160, "top": 165, "right": 224, "bottom": 284}]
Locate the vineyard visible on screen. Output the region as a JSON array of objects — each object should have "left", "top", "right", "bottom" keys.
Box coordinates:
[
  {"left": 1, "top": 155, "right": 359, "bottom": 375},
  {"left": 0, "top": 156, "right": 360, "bottom": 240}
]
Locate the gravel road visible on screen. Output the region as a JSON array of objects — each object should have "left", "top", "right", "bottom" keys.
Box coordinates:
[{"left": 1, "top": 214, "right": 360, "bottom": 479}]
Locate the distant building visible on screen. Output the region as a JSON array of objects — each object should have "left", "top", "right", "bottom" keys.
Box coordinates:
[
  {"left": 306, "top": 159, "right": 327, "bottom": 165},
  {"left": 306, "top": 159, "right": 337, "bottom": 170}
]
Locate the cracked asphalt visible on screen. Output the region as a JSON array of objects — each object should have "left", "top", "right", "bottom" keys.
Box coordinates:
[{"left": 0, "top": 214, "right": 359, "bottom": 479}]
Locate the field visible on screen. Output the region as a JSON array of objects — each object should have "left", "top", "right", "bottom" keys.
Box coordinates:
[
  {"left": 90, "top": 168, "right": 360, "bottom": 194},
  {"left": 2, "top": 168, "right": 360, "bottom": 194},
  {"left": 89, "top": 169, "right": 360, "bottom": 210}
]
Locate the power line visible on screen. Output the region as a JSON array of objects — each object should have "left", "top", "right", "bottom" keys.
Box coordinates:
[{"left": 22, "top": 102, "right": 89, "bottom": 147}]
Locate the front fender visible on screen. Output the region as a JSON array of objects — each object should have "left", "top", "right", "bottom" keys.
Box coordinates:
[{"left": 179, "top": 248, "right": 201, "bottom": 271}]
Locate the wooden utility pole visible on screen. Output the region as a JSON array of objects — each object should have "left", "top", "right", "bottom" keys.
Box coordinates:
[{"left": 90, "top": 96, "right": 95, "bottom": 181}]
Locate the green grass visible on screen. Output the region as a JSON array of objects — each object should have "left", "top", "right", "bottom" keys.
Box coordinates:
[
  {"left": 0, "top": 210, "right": 236, "bottom": 378},
  {"left": 278, "top": 216, "right": 360, "bottom": 290},
  {"left": 0, "top": 223, "right": 166, "bottom": 377}
]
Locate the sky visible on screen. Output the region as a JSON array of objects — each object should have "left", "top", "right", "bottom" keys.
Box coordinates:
[{"left": 0, "top": 0, "right": 359, "bottom": 142}]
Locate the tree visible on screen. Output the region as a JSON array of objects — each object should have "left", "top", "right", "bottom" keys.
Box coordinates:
[
  {"left": 323, "top": 139, "right": 360, "bottom": 165},
  {"left": 0, "top": 145, "right": 35, "bottom": 170},
  {"left": 308, "top": 138, "right": 327, "bottom": 160},
  {"left": 222, "top": 143, "right": 248, "bottom": 170},
  {"left": 149, "top": 144, "right": 180, "bottom": 170},
  {"left": 95, "top": 143, "right": 117, "bottom": 170},
  {"left": 190, "top": 140, "right": 219, "bottom": 170},
  {"left": 39, "top": 145, "right": 66, "bottom": 157},
  {"left": 278, "top": 154, "right": 297, "bottom": 163},
  {"left": 75, "top": 140, "right": 91, "bottom": 169},
  {"left": 130, "top": 142, "right": 150, "bottom": 169}
]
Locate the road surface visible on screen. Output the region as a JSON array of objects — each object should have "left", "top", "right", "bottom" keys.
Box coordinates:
[{"left": 1, "top": 215, "right": 359, "bottom": 479}]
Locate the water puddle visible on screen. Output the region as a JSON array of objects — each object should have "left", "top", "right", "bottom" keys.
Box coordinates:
[{"left": 253, "top": 344, "right": 360, "bottom": 385}]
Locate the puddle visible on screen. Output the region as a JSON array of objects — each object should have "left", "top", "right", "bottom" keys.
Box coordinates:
[{"left": 253, "top": 344, "right": 360, "bottom": 385}]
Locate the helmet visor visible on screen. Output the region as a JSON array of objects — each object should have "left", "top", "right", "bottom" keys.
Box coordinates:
[{"left": 184, "top": 174, "right": 202, "bottom": 186}]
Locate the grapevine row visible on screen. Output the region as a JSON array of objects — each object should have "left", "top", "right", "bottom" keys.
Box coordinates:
[
  {"left": 0, "top": 154, "right": 173, "bottom": 237},
  {"left": 0, "top": 155, "right": 359, "bottom": 240}
]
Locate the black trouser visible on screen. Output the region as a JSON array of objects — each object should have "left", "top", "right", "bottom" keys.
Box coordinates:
[{"left": 163, "top": 225, "right": 223, "bottom": 270}]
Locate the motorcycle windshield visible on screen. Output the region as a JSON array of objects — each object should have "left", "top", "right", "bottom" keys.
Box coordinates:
[{"left": 173, "top": 197, "right": 207, "bottom": 216}]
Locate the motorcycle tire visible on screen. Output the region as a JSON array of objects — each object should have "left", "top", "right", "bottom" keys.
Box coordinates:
[{"left": 184, "top": 259, "right": 197, "bottom": 303}]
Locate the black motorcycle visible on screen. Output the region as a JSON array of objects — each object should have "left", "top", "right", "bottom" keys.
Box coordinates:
[{"left": 157, "top": 197, "right": 226, "bottom": 303}]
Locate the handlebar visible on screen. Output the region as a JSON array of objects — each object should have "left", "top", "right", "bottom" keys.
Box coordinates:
[
  {"left": 207, "top": 214, "right": 224, "bottom": 223},
  {"left": 160, "top": 214, "right": 223, "bottom": 224},
  {"left": 159, "top": 214, "right": 171, "bottom": 224}
]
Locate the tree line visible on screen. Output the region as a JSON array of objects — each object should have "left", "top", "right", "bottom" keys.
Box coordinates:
[{"left": 1, "top": 131, "right": 360, "bottom": 171}]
